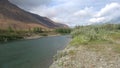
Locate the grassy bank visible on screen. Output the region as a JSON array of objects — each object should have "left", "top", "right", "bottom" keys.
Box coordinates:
[
  {"left": 70, "top": 24, "right": 120, "bottom": 46},
  {"left": 50, "top": 24, "right": 120, "bottom": 68},
  {"left": 0, "top": 28, "right": 72, "bottom": 42}
]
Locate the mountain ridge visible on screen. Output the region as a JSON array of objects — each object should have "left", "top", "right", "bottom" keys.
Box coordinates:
[{"left": 0, "top": 0, "right": 67, "bottom": 30}]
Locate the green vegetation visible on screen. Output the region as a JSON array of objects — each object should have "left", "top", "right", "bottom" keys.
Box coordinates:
[
  {"left": 0, "top": 27, "right": 44, "bottom": 42},
  {"left": 33, "top": 27, "right": 43, "bottom": 33},
  {"left": 0, "top": 30, "right": 24, "bottom": 42},
  {"left": 70, "top": 24, "right": 120, "bottom": 46},
  {"left": 0, "top": 27, "right": 71, "bottom": 42},
  {"left": 51, "top": 24, "right": 120, "bottom": 68},
  {"left": 55, "top": 28, "right": 72, "bottom": 35}
]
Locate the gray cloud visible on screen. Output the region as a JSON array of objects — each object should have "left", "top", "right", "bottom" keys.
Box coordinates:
[
  {"left": 89, "top": 3, "right": 120, "bottom": 25},
  {"left": 8, "top": 0, "right": 120, "bottom": 26},
  {"left": 9, "top": 0, "right": 52, "bottom": 10}
]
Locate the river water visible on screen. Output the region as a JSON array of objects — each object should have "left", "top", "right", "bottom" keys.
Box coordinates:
[{"left": 0, "top": 35, "right": 71, "bottom": 68}]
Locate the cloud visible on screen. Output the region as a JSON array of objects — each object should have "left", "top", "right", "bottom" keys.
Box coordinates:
[
  {"left": 9, "top": 0, "right": 52, "bottom": 10},
  {"left": 73, "top": 7, "right": 94, "bottom": 18},
  {"left": 89, "top": 17, "right": 105, "bottom": 23},
  {"left": 88, "top": 2, "right": 120, "bottom": 25},
  {"left": 96, "top": 3, "right": 120, "bottom": 17},
  {"left": 9, "top": 0, "right": 120, "bottom": 26}
]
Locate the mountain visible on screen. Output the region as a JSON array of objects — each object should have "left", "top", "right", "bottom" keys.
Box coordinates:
[
  {"left": 0, "top": 0, "right": 67, "bottom": 30},
  {"left": 54, "top": 23, "right": 69, "bottom": 28}
]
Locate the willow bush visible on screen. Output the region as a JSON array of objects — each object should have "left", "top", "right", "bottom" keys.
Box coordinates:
[{"left": 70, "top": 24, "right": 120, "bottom": 46}]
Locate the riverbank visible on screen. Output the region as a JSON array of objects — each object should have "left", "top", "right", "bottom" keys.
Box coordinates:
[
  {"left": 50, "top": 40, "right": 120, "bottom": 68},
  {"left": 0, "top": 34, "right": 59, "bottom": 42},
  {"left": 50, "top": 24, "right": 120, "bottom": 68},
  {"left": 0, "top": 28, "right": 72, "bottom": 42},
  {"left": 24, "top": 34, "right": 61, "bottom": 40}
]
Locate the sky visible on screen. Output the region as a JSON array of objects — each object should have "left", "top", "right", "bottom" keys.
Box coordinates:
[{"left": 9, "top": 0, "right": 120, "bottom": 26}]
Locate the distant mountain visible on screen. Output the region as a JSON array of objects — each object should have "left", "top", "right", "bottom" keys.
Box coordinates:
[
  {"left": 54, "top": 23, "right": 69, "bottom": 28},
  {"left": 0, "top": 0, "right": 67, "bottom": 30}
]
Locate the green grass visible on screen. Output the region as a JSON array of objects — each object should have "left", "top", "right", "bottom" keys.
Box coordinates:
[
  {"left": 70, "top": 24, "right": 120, "bottom": 47},
  {"left": 68, "top": 24, "right": 120, "bottom": 54}
]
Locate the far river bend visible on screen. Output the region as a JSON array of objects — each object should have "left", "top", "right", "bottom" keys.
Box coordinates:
[{"left": 0, "top": 35, "right": 71, "bottom": 68}]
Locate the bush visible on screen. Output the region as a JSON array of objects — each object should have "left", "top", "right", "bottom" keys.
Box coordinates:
[
  {"left": 70, "top": 24, "right": 119, "bottom": 45},
  {"left": 55, "top": 28, "right": 72, "bottom": 34}
]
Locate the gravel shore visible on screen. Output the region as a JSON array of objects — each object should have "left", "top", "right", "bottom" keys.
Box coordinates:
[{"left": 50, "top": 42, "right": 120, "bottom": 68}]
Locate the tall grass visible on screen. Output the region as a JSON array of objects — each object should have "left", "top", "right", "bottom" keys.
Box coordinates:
[{"left": 70, "top": 24, "right": 120, "bottom": 46}]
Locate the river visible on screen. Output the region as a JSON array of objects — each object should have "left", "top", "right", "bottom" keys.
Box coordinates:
[{"left": 0, "top": 35, "right": 71, "bottom": 68}]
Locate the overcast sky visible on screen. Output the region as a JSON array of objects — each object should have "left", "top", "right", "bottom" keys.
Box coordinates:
[{"left": 9, "top": 0, "right": 120, "bottom": 26}]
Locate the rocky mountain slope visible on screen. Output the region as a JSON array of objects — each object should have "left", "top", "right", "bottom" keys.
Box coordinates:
[{"left": 0, "top": 0, "right": 67, "bottom": 30}]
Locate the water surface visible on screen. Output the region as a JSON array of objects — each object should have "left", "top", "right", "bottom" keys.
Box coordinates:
[{"left": 0, "top": 35, "right": 70, "bottom": 68}]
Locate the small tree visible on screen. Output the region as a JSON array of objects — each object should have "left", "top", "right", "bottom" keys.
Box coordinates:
[
  {"left": 8, "top": 26, "right": 14, "bottom": 32},
  {"left": 33, "top": 27, "right": 43, "bottom": 33},
  {"left": 55, "top": 28, "right": 72, "bottom": 34}
]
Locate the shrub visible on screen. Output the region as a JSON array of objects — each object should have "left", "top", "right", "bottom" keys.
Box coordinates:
[
  {"left": 55, "top": 28, "right": 72, "bottom": 34},
  {"left": 70, "top": 24, "right": 118, "bottom": 46}
]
